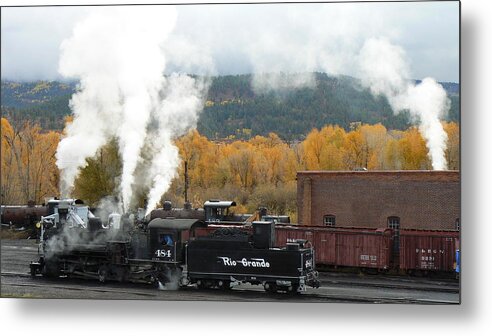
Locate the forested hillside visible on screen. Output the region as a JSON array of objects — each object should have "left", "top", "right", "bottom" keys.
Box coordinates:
[
  {"left": 1, "top": 73, "right": 459, "bottom": 139},
  {"left": 1, "top": 116, "right": 459, "bottom": 215}
]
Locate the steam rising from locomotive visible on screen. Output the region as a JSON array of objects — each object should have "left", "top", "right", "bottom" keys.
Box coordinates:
[
  {"left": 56, "top": 6, "right": 207, "bottom": 213},
  {"left": 55, "top": 6, "right": 451, "bottom": 217},
  {"left": 357, "top": 38, "right": 450, "bottom": 170}
]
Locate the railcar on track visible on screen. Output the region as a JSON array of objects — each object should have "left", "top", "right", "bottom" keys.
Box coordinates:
[{"left": 29, "top": 199, "right": 320, "bottom": 293}]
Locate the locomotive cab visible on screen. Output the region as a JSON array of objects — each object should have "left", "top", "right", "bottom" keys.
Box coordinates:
[
  {"left": 204, "top": 200, "right": 237, "bottom": 222},
  {"left": 147, "top": 218, "right": 205, "bottom": 263}
]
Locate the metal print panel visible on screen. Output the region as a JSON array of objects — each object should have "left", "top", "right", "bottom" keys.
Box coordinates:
[{"left": 1, "top": 1, "right": 460, "bottom": 304}]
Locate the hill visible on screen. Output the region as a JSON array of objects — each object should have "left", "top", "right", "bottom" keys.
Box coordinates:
[{"left": 1, "top": 73, "right": 459, "bottom": 140}]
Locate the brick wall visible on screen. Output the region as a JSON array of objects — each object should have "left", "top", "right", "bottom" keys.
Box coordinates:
[{"left": 297, "top": 171, "right": 460, "bottom": 230}]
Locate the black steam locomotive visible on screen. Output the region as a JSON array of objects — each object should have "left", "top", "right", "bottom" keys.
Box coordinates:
[{"left": 29, "top": 199, "right": 320, "bottom": 293}]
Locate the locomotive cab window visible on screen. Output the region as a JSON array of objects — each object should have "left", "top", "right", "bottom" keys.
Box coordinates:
[
  {"left": 323, "top": 215, "right": 336, "bottom": 226},
  {"left": 160, "top": 234, "right": 174, "bottom": 246},
  {"left": 206, "top": 207, "right": 227, "bottom": 221}
]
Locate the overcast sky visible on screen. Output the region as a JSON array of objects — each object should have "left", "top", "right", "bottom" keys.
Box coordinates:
[{"left": 1, "top": 2, "right": 459, "bottom": 82}]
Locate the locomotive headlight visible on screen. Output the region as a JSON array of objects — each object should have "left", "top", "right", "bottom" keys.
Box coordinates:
[{"left": 35, "top": 222, "right": 41, "bottom": 229}]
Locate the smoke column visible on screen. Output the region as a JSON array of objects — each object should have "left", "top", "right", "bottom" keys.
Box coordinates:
[
  {"left": 357, "top": 38, "right": 450, "bottom": 170},
  {"left": 223, "top": 7, "right": 451, "bottom": 169},
  {"left": 57, "top": 6, "right": 208, "bottom": 211},
  {"left": 145, "top": 74, "right": 207, "bottom": 214},
  {"left": 56, "top": 5, "right": 451, "bottom": 213}
]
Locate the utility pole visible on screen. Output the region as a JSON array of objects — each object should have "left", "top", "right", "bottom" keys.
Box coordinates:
[{"left": 184, "top": 161, "right": 189, "bottom": 204}]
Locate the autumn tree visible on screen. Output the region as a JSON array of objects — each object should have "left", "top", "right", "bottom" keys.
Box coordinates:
[
  {"left": 444, "top": 122, "right": 459, "bottom": 170},
  {"left": 342, "top": 128, "right": 368, "bottom": 170},
  {"left": 359, "top": 123, "right": 388, "bottom": 169},
  {"left": 73, "top": 138, "right": 122, "bottom": 206},
  {"left": 303, "top": 125, "right": 345, "bottom": 170},
  {"left": 302, "top": 128, "right": 324, "bottom": 170},
  {"left": 226, "top": 142, "right": 257, "bottom": 189},
  {"left": 176, "top": 129, "right": 217, "bottom": 189},
  {"left": 318, "top": 125, "right": 345, "bottom": 170},
  {"left": 382, "top": 136, "right": 402, "bottom": 170},
  {"left": 1, "top": 118, "right": 17, "bottom": 203},
  {"left": 397, "top": 127, "right": 431, "bottom": 170},
  {"left": 1, "top": 118, "right": 59, "bottom": 204}
]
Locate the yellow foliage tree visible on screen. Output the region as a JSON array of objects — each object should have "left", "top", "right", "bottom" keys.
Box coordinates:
[
  {"left": 359, "top": 123, "right": 388, "bottom": 170},
  {"left": 1, "top": 118, "right": 59, "bottom": 204},
  {"left": 343, "top": 129, "right": 368, "bottom": 170},
  {"left": 72, "top": 138, "right": 122, "bottom": 206},
  {"left": 397, "top": 127, "right": 431, "bottom": 170},
  {"left": 444, "top": 122, "right": 459, "bottom": 170}
]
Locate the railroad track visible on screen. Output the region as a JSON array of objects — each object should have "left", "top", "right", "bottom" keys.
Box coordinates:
[
  {"left": 317, "top": 277, "right": 459, "bottom": 293},
  {"left": 1, "top": 271, "right": 458, "bottom": 303},
  {"left": 1, "top": 272, "right": 159, "bottom": 298},
  {"left": 2, "top": 270, "right": 458, "bottom": 293}
]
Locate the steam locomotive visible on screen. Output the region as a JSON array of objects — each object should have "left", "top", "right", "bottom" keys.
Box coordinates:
[{"left": 29, "top": 199, "right": 320, "bottom": 293}]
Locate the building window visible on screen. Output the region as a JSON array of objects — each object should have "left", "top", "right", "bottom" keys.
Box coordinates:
[
  {"left": 455, "top": 218, "right": 460, "bottom": 231},
  {"left": 324, "top": 215, "right": 336, "bottom": 226},
  {"left": 388, "top": 216, "right": 400, "bottom": 252}
]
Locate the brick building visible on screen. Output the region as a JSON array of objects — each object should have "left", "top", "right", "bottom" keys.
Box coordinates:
[{"left": 297, "top": 171, "right": 460, "bottom": 232}]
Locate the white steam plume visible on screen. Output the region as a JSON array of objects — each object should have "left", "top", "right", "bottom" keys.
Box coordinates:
[
  {"left": 145, "top": 74, "right": 207, "bottom": 214},
  {"left": 57, "top": 6, "right": 209, "bottom": 211},
  {"left": 55, "top": 4, "right": 452, "bottom": 212},
  {"left": 178, "top": 5, "right": 452, "bottom": 169},
  {"left": 357, "top": 38, "right": 450, "bottom": 170}
]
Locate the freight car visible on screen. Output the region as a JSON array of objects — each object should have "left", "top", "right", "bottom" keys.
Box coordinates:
[
  {"left": 269, "top": 225, "right": 459, "bottom": 274},
  {"left": 192, "top": 221, "right": 458, "bottom": 274},
  {"left": 150, "top": 201, "right": 459, "bottom": 275},
  {"left": 25, "top": 198, "right": 458, "bottom": 277},
  {"left": 399, "top": 229, "right": 460, "bottom": 273},
  {"left": 1, "top": 198, "right": 84, "bottom": 233},
  {"left": 275, "top": 226, "right": 393, "bottom": 270},
  {"left": 29, "top": 200, "right": 320, "bottom": 293},
  {"left": 1, "top": 202, "right": 48, "bottom": 232}
]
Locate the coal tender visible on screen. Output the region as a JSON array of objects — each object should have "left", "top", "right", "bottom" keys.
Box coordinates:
[{"left": 185, "top": 221, "right": 320, "bottom": 293}]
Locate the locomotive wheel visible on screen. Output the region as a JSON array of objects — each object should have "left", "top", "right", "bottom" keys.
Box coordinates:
[
  {"left": 197, "top": 279, "right": 212, "bottom": 289},
  {"left": 98, "top": 266, "right": 108, "bottom": 283},
  {"left": 287, "top": 284, "right": 300, "bottom": 295},
  {"left": 30, "top": 264, "right": 38, "bottom": 277},
  {"left": 150, "top": 276, "right": 162, "bottom": 289},
  {"left": 218, "top": 280, "right": 231, "bottom": 290},
  {"left": 41, "top": 261, "right": 59, "bottom": 278},
  {"left": 204, "top": 280, "right": 214, "bottom": 289},
  {"left": 264, "top": 282, "right": 277, "bottom": 293}
]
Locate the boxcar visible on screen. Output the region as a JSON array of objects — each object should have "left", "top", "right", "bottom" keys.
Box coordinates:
[
  {"left": 275, "top": 226, "right": 392, "bottom": 269},
  {"left": 399, "top": 229, "right": 459, "bottom": 272}
]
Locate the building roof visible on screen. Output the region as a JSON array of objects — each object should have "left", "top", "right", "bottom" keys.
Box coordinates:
[{"left": 297, "top": 170, "right": 460, "bottom": 181}]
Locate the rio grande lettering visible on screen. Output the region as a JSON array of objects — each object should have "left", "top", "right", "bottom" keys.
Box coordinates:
[{"left": 218, "top": 257, "right": 270, "bottom": 268}]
